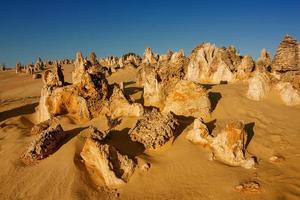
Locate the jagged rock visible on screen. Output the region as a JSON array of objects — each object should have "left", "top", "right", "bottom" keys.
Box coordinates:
[
  {"left": 106, "top": 85, "right": 144, "bottom": 119},
  {"left": 186, "top": 118, "right": 212, "bottom": 145},
  {"left": 31, "top": 117, "right": 60, "bottom": 135},
  {"left": 21, "top": 120, "right": 65, "bottom": 164},
  {"left": 247, "top": 70, "right": 271, "bottom": 101},
  {"left": 43, "top": 64, "right": 64, "bottom": 87},
  {"left": 141, "top": 66, "right": 165, "bottom": 108},
  {"left": 276, "top": 82, "right": 300, "bottom": 106},
  {"left": 235, "top": 55, "right": 255, "bottom": 81},
  {"left": 138, "top": 51, "right": 186, "bottom": 108},
  {"left": 80, "top": 138, "right": 136, "bottom": 188},
  {"left": 186, "top": 43, "right": 242, "bottom": 83},
  {"left": 257, "top": 48, "right": 272, "bottom": 71},
  {"left": 210, "top": 121, "right": 255, "bottom": 169},
  {"left": 169, "top": 49, "right": 185, "bottom": 65},
  {"left": 235, "top": 181, "right": 260, "bottom": 193},
  {"left": 272, "top": 35, "right": 300, "bottom": 72},
  {"left": 37, "top": 52, "right": 109, "bottom": 122},
  {"left": 142, "top": 48, "right": 157, "bottom": 65},
  {"left": 158, "top": 50, "right": 173, "bottom": 63},
  {"left": 129, "top": 109, "right": 179, "bottom": 149},
  {"left": 163, "top": 80, "right": 211, "bottom": 118}
]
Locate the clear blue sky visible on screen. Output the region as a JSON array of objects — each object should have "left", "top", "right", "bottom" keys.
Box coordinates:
[{"left": 1, "top": 0, "right": 299, "bottom": 67}]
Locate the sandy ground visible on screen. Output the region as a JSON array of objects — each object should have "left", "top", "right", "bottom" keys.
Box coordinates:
[{"left": 0, "top": 65, "right": 300, "bottom": 200}]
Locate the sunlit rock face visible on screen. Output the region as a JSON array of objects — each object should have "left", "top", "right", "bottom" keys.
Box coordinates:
[
  {"left": 210, "top": 121, "right": 255, "bottom": 169},
  {"left": 105, "top": 84, "right": 144, "bottom": 119},
  {"left": 235, "top": 55, "right": 255, "bottom": 81},
  {"left": 81, "top": 138, "right": 136, "bottom": 188},
  {"left": 186, "top": 118, "right": 211, "bottom": 145},
  {"left": 247, "top": 70, "right": 271, "bottom": 101},
  {"left": 37, "top": 51, "right": 109, "bottom": 123},
  {"left": 272, "top": 35, "right": 300, "bottom": 72},
  {"left": 186, "top": 43, "right": 247, "bottom": 84},
  {"left": 276, "top": 82, "right": 300, "bottom": 106},
  {"left": 163, "top": 80, "right": 211, "bottom": 118},
  {"left": 142, "top": 47, "right": 158, "bottom": 65},
  {"left": 256, "top": 48, "right": 272, "bottom": 71}
]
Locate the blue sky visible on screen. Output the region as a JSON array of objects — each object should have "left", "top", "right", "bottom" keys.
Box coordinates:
[{"left": 0, "top": 0, "right": 299, "bottom": 67}]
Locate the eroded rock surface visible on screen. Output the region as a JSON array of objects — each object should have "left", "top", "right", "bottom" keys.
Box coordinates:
[
  {"left": 21, "top": 120, "right": 65, "bottom": 164},
  {"left": 186, "top": 118, "right": 211, "bottom": 145},
  {"left": 210, "top": 121, "right": 255, "bottom": 169},
  {"left": 129, "top": 109, "right": 179, "bottom": 149},
  {"left": 80, "top": 136, "right": 136, "bottom": 188},
  {"left": 163, "top": 80, "right": 211, "bottom": 118},
  {"left": 272, "top": 35, "right": 300, "bottom": 72},
  {"left": 106, "top": 84, "right": 144, "bottom": 119},
  {"left": 247, "top": 70, "right": 271, "bottom": 101}
]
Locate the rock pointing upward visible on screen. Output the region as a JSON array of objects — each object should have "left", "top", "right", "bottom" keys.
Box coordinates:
[{"left": 272, "top": 35, "right": 300, "bottom": 72}]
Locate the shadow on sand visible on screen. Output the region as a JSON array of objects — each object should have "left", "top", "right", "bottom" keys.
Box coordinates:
[
  {"left": 208, "top": 92, "right": 222, "bottom": 112},
  {"left": 245, "top": 122, "right": 255, "bottom": 148},
  {"left": 106, "top": 128, "right": 145, "bottom": 159},
  {"left": 0, "top": 102, "right": 39, "bottom": 122}
]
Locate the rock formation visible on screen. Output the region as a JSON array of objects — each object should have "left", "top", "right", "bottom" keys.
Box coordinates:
[
  {"left": 272, "top": 35, "right": 300, "bottom": 72},
  {"left": 137, "top": 49, "right": 187, "bottom": 108},
  {"left": 31, "top": 117, "right": 61, "bottom": 135},
  {"left": 186, "top": 118, "right": 212, "bottom": 145},
  {"left": 142, "top": 48, "right": 158, "bottom": 65},
  {"left": 276, "top": 82, "right": 300, "bottom": 106},
  {"left": 256, "top": 48, "right": 272, "bottom": 71},
  {"left": 37, "top": 51, "right": 109, "bottom": 122},
  {"left": 235, "top": 55, "right": 255, "bottom": 81},
  {"left": 129, "top": 109, "right": 179, "bottom": 149},
  {"left": 80, "top": 127, "right": 136, "bottom": 188},
  {"left": 186, "top": 43, "right": 244, "bottom": 83},
  {"left": 247, "top": 70, "right": 271, "bottom": 101},
  {"left": 21, "top": 119, "right": 65, "bottom": 164},
  {"left": 163, "top": 80, "right": 211, "bottom": 118},
  {"left": 210, "top": 121, "right": 255, "bottom": 169},
  {"left": 104, "top": 84, "right": 144, "bottom": 119}
]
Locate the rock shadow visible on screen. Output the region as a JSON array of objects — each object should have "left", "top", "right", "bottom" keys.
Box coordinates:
[
  {"left": 0, "top": 102, "right": 38, "bottom": 122},
  {"left": 60, "top": 127, "right": 87, "bottom": 147},
  {"left": 106, "top": 128, "right": 145, "bottom": 159},
  {"left": 208, "top": 92, "right": 222, "bottom": 112},
  {"left": 205, "top": 119, "right": 217, "bottom": 134},
  {"left": 244, "top": 122, "right": 255, "bottom": 148},
  {"left": 124, "top": 86, "right": 143, "bottom": 96},
  {"left": 173, "top": 115, "right": 194, "bottom": 143}
]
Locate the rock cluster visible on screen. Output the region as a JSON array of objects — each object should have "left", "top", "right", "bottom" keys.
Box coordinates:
[
  {"left": 37, "top": 52, "right": 110, "bottom": 122},
  {"left": 129, "top": 108, "right": 179, "bottom": 149},
  {"left": 185, "top": 43, "right": 253, "bottom": 83},
  {"left": 246, "top": 35, "right": 300, "bottom": 106}
]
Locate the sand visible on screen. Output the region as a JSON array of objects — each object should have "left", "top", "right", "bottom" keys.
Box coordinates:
[{"left": 0, "top": 64, "right": 300, "bottom": 200}]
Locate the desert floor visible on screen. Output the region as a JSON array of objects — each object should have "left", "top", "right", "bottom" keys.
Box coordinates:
[{"left": 0, "top": 64, "right": 300, "bottom": 200}]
